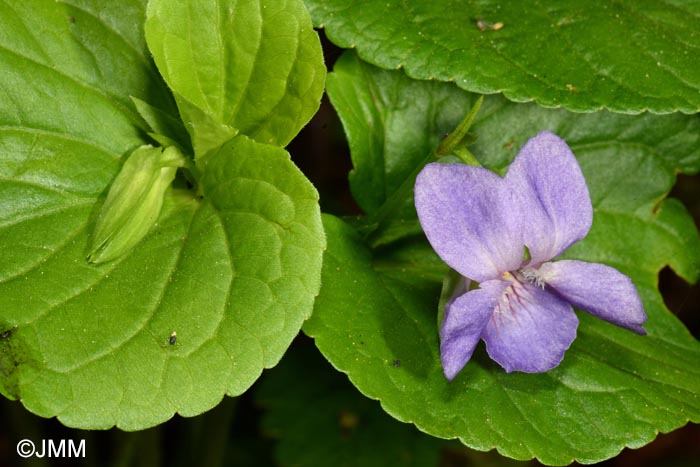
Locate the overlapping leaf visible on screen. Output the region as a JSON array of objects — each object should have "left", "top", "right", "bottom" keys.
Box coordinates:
[
  {"left": 305, "top": 53, "right": 700, "bottom": 465},
  {"left": 306, "top": 0, "right": 700, "bottom": 114},
  {"left": 146, "top": 0, "right": 326, "bottom": 155},
  {"left": 0, "top": 0, "right": 324, "bottom": 429}
]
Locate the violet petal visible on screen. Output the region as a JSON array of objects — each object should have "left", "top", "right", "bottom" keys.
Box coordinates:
[
  {"left": 440, "top": 280, "right": 508, "bottom": 380},
  {"left": 415, "top": 163, "right": 522, "bottom": 282},
  {"left": 539, "top": 260, "right": 647, "bottom": 334},
  {"left": 482, "top": 280, "right": 578, "bottom": 373},
  {"left": 505, "top": 131, "right": 593, "bottom": 265}
]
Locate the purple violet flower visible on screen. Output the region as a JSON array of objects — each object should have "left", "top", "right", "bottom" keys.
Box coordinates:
[{"left": 414, "top": 131, "right": 647, "bottom": 379}]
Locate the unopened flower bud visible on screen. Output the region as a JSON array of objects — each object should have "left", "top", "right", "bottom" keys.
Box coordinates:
[{"left": 88, "top": 145, "right": 185, "bottom": 264}]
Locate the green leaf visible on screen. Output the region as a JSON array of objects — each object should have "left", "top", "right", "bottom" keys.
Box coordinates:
[
  {"left": 0, "top": 0, "right": 324, "bottom": 430},
  {"left": 257, "top": 340, "right": 445, "bottom": 467},
  {"left": 328, "top": 52, "right": 473, "bottom": 216},
  {"left": 146, "top": 0, "right": 326, "bottom": 154},
  {"left": 307, "top": 0, "right": 700, "bottom": 114},
  {"left": 327, "top": 52, "right": 478, "bottom": 245},
  {"left": 308, "top": 212, "right": 700, "bottom": 465},
  {"left": 307, "top": 57, "right": 700, "bottom": 464}
]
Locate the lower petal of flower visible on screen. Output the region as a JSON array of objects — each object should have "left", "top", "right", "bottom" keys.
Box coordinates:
[
  {"left": 482, "top": 279, "right": 578, "bottom": 373},
  {"left": 440, "top": 279, "right": 508, "bottom": 380},
  {"left": 538, "top": 260, "right": 647, "bottom": 334}
]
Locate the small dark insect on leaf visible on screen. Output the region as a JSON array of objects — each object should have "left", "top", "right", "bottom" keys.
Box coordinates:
[
  {"left": 0, "top": 325, "right": 18, "bottom": 340},
  {"left": 169, "top": 331, "right": 177, "bottom": 345},
  {"left": 393, "top": 359, "right": 401, "bottom": 368}
]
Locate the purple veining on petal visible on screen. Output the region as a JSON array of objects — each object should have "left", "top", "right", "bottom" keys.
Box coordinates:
[{"left": 481, "top": 275, "right": 579, "bottom": 373}]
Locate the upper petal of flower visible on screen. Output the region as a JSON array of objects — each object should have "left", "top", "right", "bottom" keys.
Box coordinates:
[
  {"left": 505, "top": 131, "right": 593, "bottom": 265},
  {"left": 415, "top": 163, "right": 523, "bottom": 282},
  {"left": 481, "top": 279, "right": 579, "bottom": 373},
  {"left": 538, "top": 260, "right": 647, "bottom": 334},
  {"left": 440, "top": 279, "right": 508, "bottom": 380}
]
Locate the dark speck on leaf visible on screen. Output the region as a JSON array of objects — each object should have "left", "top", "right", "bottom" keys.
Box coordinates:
[
  {"left": 393, "top": 359, "right": 401, "bottom": 368},
  {"left": 69, "top": 16, "right": 75, "bottom": 24},
  {"left": 169, "top": 331, "right": 177, "bottom": 345}
]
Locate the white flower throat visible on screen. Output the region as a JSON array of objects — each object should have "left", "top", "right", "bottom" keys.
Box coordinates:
[
  {"left": 501, "top": 266, "right": 546, "bottom": 289},
  {"left": 519, "top": 267, "right": 546, "bottom": 289}
]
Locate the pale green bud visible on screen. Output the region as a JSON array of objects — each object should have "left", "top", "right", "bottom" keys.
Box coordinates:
[{"left": 87, "top": 145, "right": 186, "bottom": 264}]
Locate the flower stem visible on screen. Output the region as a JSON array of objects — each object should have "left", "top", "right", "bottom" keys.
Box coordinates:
[
  {"left": 452, "top": 146, "right": 481, "bottom": 166},
  {"left": 435, "top": 95, "right": 483, "bottom": 157}
]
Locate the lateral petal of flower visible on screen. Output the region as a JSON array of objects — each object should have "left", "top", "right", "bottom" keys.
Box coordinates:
[
  {"left": 505, "top": 131, "right": 593, "bottom": 265},
  {"left": 538, "top": 260, "right": 647, "bottom": 334},
  {"left": 415, "top": 163, "right": 523, "bottom": 282},
  {"left": 482, "top": 280, "right": 579, "bottom": 373},
  {"left": 440, "top": 279, "right": 508, "bottom": 380}
]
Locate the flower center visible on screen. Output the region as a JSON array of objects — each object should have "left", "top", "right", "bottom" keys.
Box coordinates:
[
  {"left": 517, "top": 267, "right": 546, "bottom": 289},
  {"left": 494, "top": 267, "right": 545, "bottom": 318},
  {"left": 502, "top": 267, "right": 545, "bottom": 289}
]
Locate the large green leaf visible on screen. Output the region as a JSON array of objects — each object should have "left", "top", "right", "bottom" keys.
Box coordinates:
[
  {"left": 146, "top": 0, "right": 326, "bottom": 155},
  {"left": 306, "top": 0, "right": 700, "bottom": 114},
  {"left": 305, "top": 55, "right": 700, "bottom": 465},
  {"left": 0, "top": 0, "right": 324, "bottom": 430}
]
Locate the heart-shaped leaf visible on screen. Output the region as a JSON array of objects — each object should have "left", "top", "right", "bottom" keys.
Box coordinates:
[
  {"left": 0, "top": 0, "right": 324, "bottom": 430},
  {"left": 146, "top": 0, "right": 326, "bottom": 154}
]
